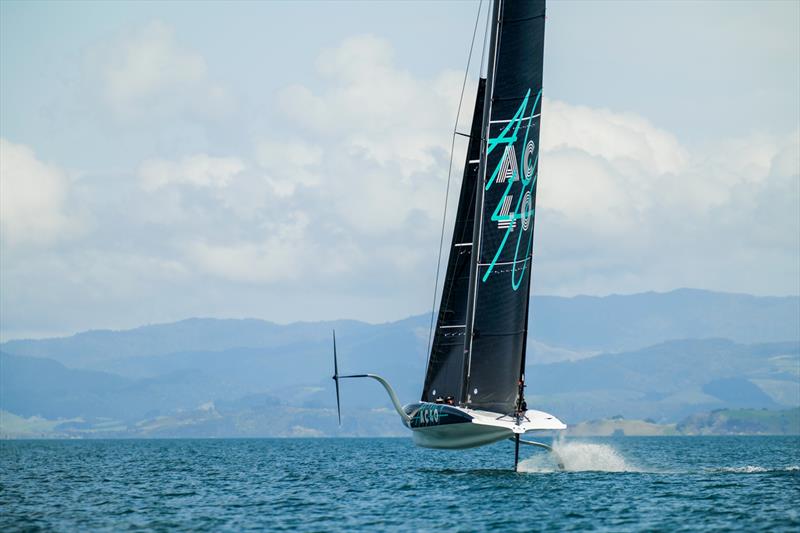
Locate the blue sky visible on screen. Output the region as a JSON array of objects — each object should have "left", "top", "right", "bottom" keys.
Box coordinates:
[{"left": 1, "top": 0, "right": 798, "bottom": 339}]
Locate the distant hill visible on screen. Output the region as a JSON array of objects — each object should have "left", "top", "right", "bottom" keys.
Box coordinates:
[
  {"left": 1, "top": 289, "right": 798, "bottom": 437},
  {"left": 566, "top": 417, "right": 678, "bottom": 437},
  {"left": 562, "top": 408, "right": 800, "bottom": 437},
  {"left": 527, "top": 339, "right": 799, "bottom": 423},
  {"left": 0, "top": 318, "right": 385, "bottom": 368},
  {"left": 529, "top": 288, "right": 798, "bottom": 352},
  {"left": 1, "top": 338, "right": 797, "bottom": 437},
  {"left": 3, "top": 289, "right": 797, "bottom": 368},
  {"left": 0, "top": 351, "right": 237, "bottom": 421},
  {"left": 677, "top": 407, "right": 800, "bottom": 435}
]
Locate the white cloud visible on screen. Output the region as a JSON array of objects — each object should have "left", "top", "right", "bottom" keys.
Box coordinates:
[
  {"left": 131, "top": 144, "right": 368, "bottom": 285},
  {"left": 184, "top": 211, "right": 366, "bottom": 285},
  {"left": 89, "top": 20, "right": 233, "bottom": 121},
  {"left": 138, "top": 154, "right": 245, "bottom": 191},
  {"left": 540, "top": 97, "right": 798, "bottom": 224},
  {"left": 255, "top": 139, "right": 323, "bottom": 197},
  {"left": 2, "top": 32, "right": 797, "bottom": 339},
  {"left": 536, "top": 98, "right": 800, "bottom": 296},
  {"left": 277, "top": 34, "right": 467, "bottom": 179},
  {"left": 187, "top": 220, "right": 308, "bottom": 284},
  {"left": 75, "top": 36, "right": 800, "bottom": 298},
  {"left": 273, "top": 34, "right": 472, "bottom": 246},
  {"left": 542, "top": 100, "right": 689, "bottom": 176},
  {"left": 0, "top": 139, "right": 80, "bottom": 246}
]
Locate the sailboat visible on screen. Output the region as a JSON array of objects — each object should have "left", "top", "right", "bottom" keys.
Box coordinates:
[{"left": 333, "top": 0, "right": 565, "bottom": 471}]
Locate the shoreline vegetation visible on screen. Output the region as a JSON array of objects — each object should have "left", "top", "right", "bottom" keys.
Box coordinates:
[
  {"left": 567, "top": 407, "right": 800, "bottom": 437},
  {"left": 2, "top": 407, "right": 798, "bottom": 439}
]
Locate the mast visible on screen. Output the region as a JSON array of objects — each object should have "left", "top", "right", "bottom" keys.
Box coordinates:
[{"left": 461, "top": 0, "right": 501, "bottom": 406}]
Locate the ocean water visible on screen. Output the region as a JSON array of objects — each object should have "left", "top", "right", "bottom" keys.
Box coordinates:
[{"left": 1, "top": 436, "right": 798, "bottom": 531}]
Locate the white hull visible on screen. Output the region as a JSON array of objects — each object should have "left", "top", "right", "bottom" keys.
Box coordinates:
[
  {"left": 406, "top": 404, "right": 566, "bottom": 450},
  {"left": 411, "top": 421, "right": 511, "bottom": 449},
  {"left": 332, "top": 374, "right": 567, "bottom": 452}
]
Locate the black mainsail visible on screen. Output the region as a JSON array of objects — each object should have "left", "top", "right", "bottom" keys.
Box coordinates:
[{"left": 423, "top": 0, "right": 546, "bottom": 415}]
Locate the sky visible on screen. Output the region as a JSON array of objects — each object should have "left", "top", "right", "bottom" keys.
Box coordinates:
[{"left": 1, "top": 0, "right": 798, "bottom": 340}]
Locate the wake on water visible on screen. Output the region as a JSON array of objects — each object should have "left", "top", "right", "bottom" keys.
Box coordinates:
[
  {"left": 516, "top": 439, "right": 800, "bottom": 474},
  {"left": 707, "top": 465, "right": 800, "bottom": 474}
]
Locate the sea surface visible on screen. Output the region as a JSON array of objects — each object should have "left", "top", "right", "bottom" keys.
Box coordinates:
[{"left": 1, "top": 436, "right": 798, "bottom": 531}]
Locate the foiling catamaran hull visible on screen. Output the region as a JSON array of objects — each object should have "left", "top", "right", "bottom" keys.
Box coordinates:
[
  {"left": 404, "top": 402, "right": 565, "bottom": 450},
  {"left": 331, "top": 368, "right": 566, "bottom": 468}
]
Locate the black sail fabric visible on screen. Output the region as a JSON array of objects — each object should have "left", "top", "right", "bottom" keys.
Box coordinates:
[
  {"left": 465, "top": 0, "right": 546, "bottom": 414},
  {"left": 421, "top": 79, "right": 487, "bottom": 403}
]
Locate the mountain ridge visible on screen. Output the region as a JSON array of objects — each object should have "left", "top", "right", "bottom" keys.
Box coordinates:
[
  {"left": 1, "top": 289, "right": 797, "bottom": 437},
  {"left": 3, "top": 289, "right": 798, "bottom": 369}
]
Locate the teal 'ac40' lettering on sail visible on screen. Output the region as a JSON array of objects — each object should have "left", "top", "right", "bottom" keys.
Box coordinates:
[{"left": 482, "top": 88, "right": 542, "bottom": 289}]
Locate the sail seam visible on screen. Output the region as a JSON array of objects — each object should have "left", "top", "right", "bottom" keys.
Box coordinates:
[
  {"left": 490, "top": 113, "right": 540, "bottom": 124},
  {"left": 478, "top": 258, "right": 530, "bottom": 267},
  {"left": 491, "top": 95, "right": 540, "bottom": 103},
  {"left": 503, "top": 14, "right": 545, "bottom": 24},
  {"left": 473, "top": 330, "right": 527, "bottom": 337}
]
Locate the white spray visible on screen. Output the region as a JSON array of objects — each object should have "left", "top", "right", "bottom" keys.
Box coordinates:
[{"left": 518, "top": 437, "right": 639, "bottom": 473}]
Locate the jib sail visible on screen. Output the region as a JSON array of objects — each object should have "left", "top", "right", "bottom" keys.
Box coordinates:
[{"left": 421, "top": 79, "right": 487, "bottom": 404}]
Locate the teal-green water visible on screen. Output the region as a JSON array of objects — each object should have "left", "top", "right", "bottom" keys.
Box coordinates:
[{"left": 1, "top": 436, "right": 798, "bottom": 531}]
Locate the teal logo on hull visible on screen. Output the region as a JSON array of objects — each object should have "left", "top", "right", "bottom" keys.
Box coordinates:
[{"left": 412, "top": 404, "right": 446, "bottom": 428}]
